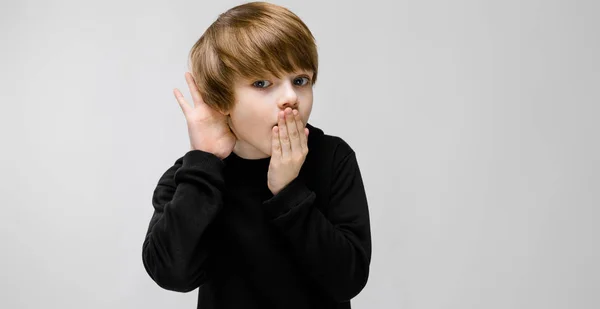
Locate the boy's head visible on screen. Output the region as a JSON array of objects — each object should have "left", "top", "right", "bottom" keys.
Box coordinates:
[{"left": 188, "top": 1, "right": 318, "bottom": 159}]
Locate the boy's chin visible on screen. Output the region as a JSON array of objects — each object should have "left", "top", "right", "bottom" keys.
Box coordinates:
[{"left": 264, "top": 144, "right": 273, "bottom": 157}]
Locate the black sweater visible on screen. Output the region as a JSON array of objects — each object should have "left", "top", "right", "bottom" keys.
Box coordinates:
[{"left": 142, "top": 123, "right": 372, "bottom": 309}]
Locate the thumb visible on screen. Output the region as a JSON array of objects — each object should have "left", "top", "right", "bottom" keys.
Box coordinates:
[{"left": 173, "top": 88, "right": 190, "bottom": 116}]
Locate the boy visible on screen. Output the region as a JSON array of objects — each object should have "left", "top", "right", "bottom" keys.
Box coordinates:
[{"left": 142, "top": 2, "right": 372, "bottom": 308}]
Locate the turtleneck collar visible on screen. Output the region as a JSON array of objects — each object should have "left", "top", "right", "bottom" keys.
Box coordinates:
[
  {"left": 222, "top": 122, "right": 322, "bottom": 184},
  {"left": 222, "top": 144, "right": 271, "bottom": 185},
  {"left": 224, "top": 150, "right": 271, "bottom": 171}
]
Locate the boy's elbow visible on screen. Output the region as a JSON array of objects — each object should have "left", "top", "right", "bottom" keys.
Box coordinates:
[
  {"left": 328, "top": 274, "right": 369, "bottom": 303},
  {"left": 153, "top": 271, "right": 204, "bottom": 293},
  {"left": 319, "top": 258, "right": 370, "bottom": 303},
  {"left": 143, "top": 258, "right": 206, "bottom": 293},
  {"left": 141, "top": 243, "right": 207, "bottom": 293}
]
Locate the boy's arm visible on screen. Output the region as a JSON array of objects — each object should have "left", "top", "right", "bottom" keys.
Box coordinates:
[
  {"left": 262, "top": 146, "right": 372, "bottom": 303},
  {"left": 142, "top": 150, "right": 226, "bottom": 292}
]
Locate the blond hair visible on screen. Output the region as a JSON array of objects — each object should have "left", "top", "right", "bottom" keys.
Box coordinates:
[{"left": 187, "top": 1, "right": 319, "bottom": 114}]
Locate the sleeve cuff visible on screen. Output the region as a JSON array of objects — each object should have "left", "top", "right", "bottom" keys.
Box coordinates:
[
  {"left": 262, "top": 177, "right": 314, "bottom": 220},
  {"left": 182, "top": 149, "right": 225, "bottom": 168}
]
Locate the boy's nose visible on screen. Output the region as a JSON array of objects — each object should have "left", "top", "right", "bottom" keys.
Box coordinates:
[{"left": 276, "top": 82, "right": 299, "bottom": 109}]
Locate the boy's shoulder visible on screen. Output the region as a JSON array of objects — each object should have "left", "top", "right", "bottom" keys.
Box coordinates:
[
  {"left": 302, "top": 123, "right": 359, "bottom": 190},
  {"left": 306, "top": 122, "right": 355, "bottom": 164}
]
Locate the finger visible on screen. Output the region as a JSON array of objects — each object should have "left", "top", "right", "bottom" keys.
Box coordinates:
[
  {"left": 184, "top": 72, "right": 206, "bottom": 109},
  {"left": 285, "top": 108, "right": 301, "bottom": 153},
  {"left": 293, "top": 109, "right": 308, "bottom": 152},
  {"left": 278, "top": 110, "right": 291, "bottom": 158},
  {"left": 173, "top": 88, "right": 190, "bottom": 116},
  {"left": 272, "top": 125, "right": 281, "bottom": 159}
]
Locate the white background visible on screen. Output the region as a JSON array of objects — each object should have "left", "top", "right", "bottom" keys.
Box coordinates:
[{"left": 1, "top": 0, "right": 598, "bottom": 308}]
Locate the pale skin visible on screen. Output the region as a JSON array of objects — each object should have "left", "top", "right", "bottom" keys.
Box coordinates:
[
  {"left": 174, "top": 72, "right": 236, "bottom": 160},
  {"left": 228, "top": 70, "right": 313, "bottom": 160},
  {"left": 173, "top": 72, "right": 311, "bottom": 196},
  {"left": 268, "top": 107, "right": 310, "bottom": 195}
]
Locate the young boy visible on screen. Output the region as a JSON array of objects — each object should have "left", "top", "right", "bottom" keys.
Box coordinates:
[{"left": 142, "top": 2, "right": 372, "bottom": 308}]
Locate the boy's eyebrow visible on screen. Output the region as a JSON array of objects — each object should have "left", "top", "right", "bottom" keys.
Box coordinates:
[{"left": 249, "top": 71, "right": 314, "bottom": 80}]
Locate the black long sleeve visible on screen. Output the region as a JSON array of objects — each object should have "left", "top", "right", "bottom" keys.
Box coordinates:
[
  {"left": 141, "top": 123, "right": 372, "bottom": 308},
  {"left": 142, "top": 149, "right": 226, "bottom": 292},
  {"left": 261, "top": 147, "right": 372, "bottom": 302}
]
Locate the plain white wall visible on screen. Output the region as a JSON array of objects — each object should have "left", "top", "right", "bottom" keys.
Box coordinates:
[{"left": 1, "top": 0, "right": 599, "bottom": 308}]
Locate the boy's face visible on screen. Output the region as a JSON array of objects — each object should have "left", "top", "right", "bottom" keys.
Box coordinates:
[{"left": 228, "top": 70, "right": 314, "bottom": 159}]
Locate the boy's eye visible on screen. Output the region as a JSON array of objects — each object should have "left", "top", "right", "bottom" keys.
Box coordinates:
[
  {"left": 252, "top": 80, "right": 271, "bottom": 88},
  {"left": 252, "top": 76, "right": 311, "bottom": 89},
  {"left": 294, "top": 76, "right": 310, "bottom": 86}
]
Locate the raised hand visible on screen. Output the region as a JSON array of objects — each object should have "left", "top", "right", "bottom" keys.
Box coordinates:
[
  {"left": 173, "top": 72, "right": 236, "bottom": 160},
  {"left": 267, "top": 107, "right": 310, "bottom": 195}
]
